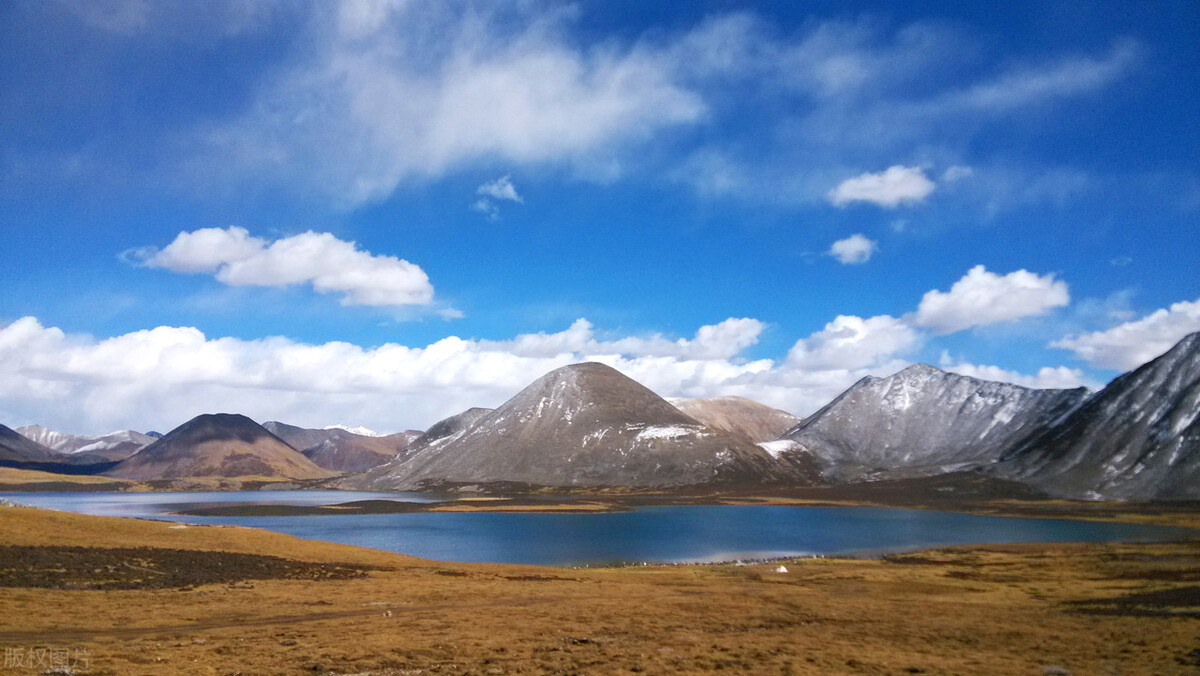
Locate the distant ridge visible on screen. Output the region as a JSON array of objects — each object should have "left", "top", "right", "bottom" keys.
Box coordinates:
[
  {"left": 670, "top": 396, "right": 800, "bottom": 443},
  {"left": 263, "top": 421, "right": 412, "bottom": 473},
  {"left": 108, "top": 413, "right": 334, "bottom": 480},
  {"left": 16, "top": 425, "right": 151, "bottom": 462}
]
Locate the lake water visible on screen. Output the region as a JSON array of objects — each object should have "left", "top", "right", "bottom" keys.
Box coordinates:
[{"left": 2, "top": 490, "right": 1189, "bottom": 567}]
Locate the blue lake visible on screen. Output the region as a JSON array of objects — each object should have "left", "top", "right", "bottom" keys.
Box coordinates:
[{"left": 2, "top": 490, "right": 1190, "bottom": 567}]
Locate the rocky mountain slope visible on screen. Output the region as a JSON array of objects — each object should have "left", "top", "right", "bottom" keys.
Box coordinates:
[
  {"left": 776, "top": 364, "right": 1089, "bottom": 482},
  {"left": 0, "top": 424, "right": 59, "bottom": 463},
  {"left": 262, "top": 421, "right": 415, "bottom": 473},
  {"left": 107, "top": 414, "right": 334, "bottom": 480},
  {"left": 355, "top": 363, "right": 803, "bottom": 490},
  {"left": 669, "top": 396, "right": 800, "bottom": 443},
  {"left": 995, "top": 332, "right": 1200, "bottom": 500}
]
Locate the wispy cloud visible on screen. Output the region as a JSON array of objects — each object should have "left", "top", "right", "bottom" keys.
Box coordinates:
[
  {"left": 473, "top": 174, "right": 523, "bottom": 220},
  {"left": 199, "top": 3, "right": 704, "bottom": 207},
  {"left": 477, "top": 175, "right": 523, "bottom": 203}
]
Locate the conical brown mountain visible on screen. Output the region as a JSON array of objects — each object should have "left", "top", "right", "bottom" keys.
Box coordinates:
[
  {"left": 358, "top": 362, "right": 801, "bottom": 489},
  {"left": 108, "top": 413, "right": 334, "bottom": 480}
]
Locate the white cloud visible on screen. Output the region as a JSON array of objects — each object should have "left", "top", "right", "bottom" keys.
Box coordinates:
[
  {"left": 483, "top": 317, "right": 766, "bottom": 361},
  {"left": 938, "top": 352, "right": 1094, "bottom": 390},
  {"left": 0, "top": 316, "right": 771, "bottom": 434},
  {"left": 134, "top": 227, "right": 434, "bottom": 308},
  {"left": 828, "top": 233, "right": 877, "bottom": 264},
  {"left": 941, "top": 165, "right": 973, "bottom": 182},
  {"left": 828, "top": 166, "right": 935, "bottom": 208},
  {"left": 914, "top": 265, "right": 1069, "bottom": 334},
  {"left": 787, "top": 315, "right": 919, "bottom": 371},
  {"left": 472, "top": 175, "right": 522, "bottom": 220},
  {"left": 477, "top": 175, "right": 523, "bottom": 203},
  {"left": 470, "top": 198, "right": 501, "bottom": 221},
  {"left": 0, "top": 312, "right": 1105, "bottom": 437},
  {"left": 1050, "top": 298, "right": 1200, "bottom": 370}
]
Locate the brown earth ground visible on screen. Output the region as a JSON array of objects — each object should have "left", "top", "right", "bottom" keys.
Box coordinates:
[{"left": 1, "top": 505, "right": 1199, "bottom": 675}]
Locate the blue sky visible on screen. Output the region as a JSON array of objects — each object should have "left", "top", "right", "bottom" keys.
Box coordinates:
[{"left": 1, "top": 0, "right": 1197, "bottom": 434}]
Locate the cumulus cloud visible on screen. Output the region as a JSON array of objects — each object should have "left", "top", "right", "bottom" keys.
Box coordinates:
[
  {"left": 0, "top": 316, "right": 771, "bottom": 434},
  {"left": 788, "top": 314, "right": 919, "bottom": 371},
  {"left": 937, "top": 352, "right": 1094, "bottom": 390},
  {"left": 914, "top": 265, "right": 1070, "bottom": 334},
  {"left": 828, "top": 166, "right": 935, "bottom": 208},
  {"left": 132, "top": 227, "right": 434, "bottom": 308},
  {"left": 1050, "top": 298, "right": 1200, "bottom": 370},
  {"left": 1, "top": 309, "right": 1099, "bottom": 436},
  {"left": 828, "top": 233, "right": 877, "bottom": 264}
]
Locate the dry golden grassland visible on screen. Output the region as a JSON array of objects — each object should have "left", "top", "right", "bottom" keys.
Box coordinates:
[{"left": 0, "top": 505, "right": 1198, "bottom": 675}]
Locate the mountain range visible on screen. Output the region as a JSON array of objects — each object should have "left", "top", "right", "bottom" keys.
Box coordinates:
[
  {"left": 262, "top": 422, "right": 418, "bottom": 473},
  {"left": 3, "top": 332, "right": 1196, "bottom": 500},
  {"left": 773, "top": 364, "right": 1089, "bottom": 483}
]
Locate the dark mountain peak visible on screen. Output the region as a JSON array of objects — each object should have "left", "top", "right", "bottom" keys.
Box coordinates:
[
  {"left": 165, "top": 413, "right": 277, "bottom": 445},
  {"left": 108, "top": 413, "right": 331, "bottom": 481}
]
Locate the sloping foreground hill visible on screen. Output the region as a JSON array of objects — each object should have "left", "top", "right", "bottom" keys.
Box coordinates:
[
  {"left": 774, "top": 364, "right": 1088, "bottom": 482},
  {"left": 996, "top": 331, "right": 1200, "bottom": 500},
  {"left": 107, "top": 413, "right": 334, "bottom": 481},
  {"left": 0, "top": 424, "right": 59, "bottom": 463},
  {"left": 669, "top": 396, "right": 800, "bottom": 443},
  {"left": 262, "top": 421, "right": 414, "bottom": 473},
  {"left": 355, "top": 362, "right": 805, "bottom": 490}
]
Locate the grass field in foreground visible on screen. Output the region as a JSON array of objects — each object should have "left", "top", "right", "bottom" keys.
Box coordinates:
[{"left": 0, "top": 505, "right": 1198, "bottom": 675}]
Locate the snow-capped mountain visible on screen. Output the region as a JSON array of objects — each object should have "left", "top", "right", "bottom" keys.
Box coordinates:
[
  {"left": 15, "top": 425, "right": 153, "bottom": 458},
  {"left": 777, "top": 364, "right": 1089, "bottom": 482},
  {"left": 355, "top": 363, "right": 805, "bottom": 490},
  {"left": 322, "top": 424, "right": 383, "bottom": 438},
  {"left": 669, "top": 396, "right": 801, "bottom": 443},
  {"left": 995, "top": 332, "right": 1200, "bottom": 500},
  {"left": 263, "top": 421, "right": 415, "bottom": 473}
]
